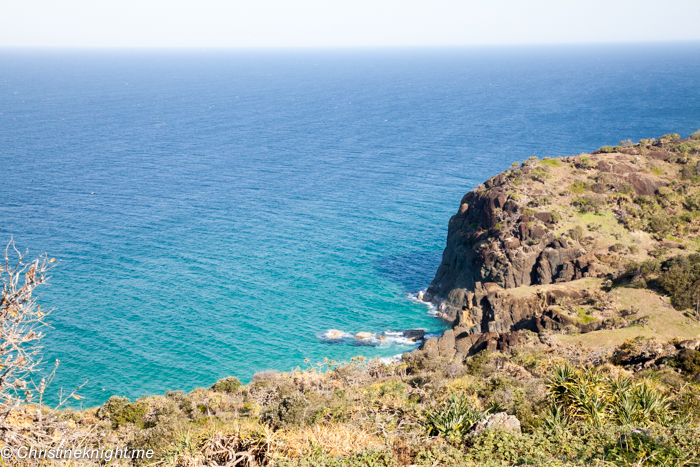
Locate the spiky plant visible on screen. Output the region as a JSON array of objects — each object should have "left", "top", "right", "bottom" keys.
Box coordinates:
[
  {"left": 546, "top": 365, "right": 673, "bottom": 428},
  {"left": 424, "top": 393, "right": 484, "bottom": 444}
]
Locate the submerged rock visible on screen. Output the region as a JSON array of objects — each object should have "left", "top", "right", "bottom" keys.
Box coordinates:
[
  {"left": 403, "top": 329, "right": 425, "bottom": 341},
  {"left": 325, "top": 330, "right": 345, "bottom": 340}
]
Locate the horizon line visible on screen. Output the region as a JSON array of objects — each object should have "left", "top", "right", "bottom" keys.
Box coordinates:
[{"left": 1, "top": 39, "right": 700, "bottom": 52}]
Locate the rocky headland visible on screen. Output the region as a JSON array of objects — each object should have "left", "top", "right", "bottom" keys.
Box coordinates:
[{"left": 408, "top": 132, "right": 700, "bottom": 364}]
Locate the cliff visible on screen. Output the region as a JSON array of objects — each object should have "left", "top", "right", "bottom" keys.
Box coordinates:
[{"left": 412, "top": 132, "right": 700, "bottom": 361}]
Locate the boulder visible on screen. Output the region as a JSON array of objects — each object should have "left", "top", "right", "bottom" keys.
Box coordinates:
[
  {"left": 403, "top": 329, "right": 425, "bottom": 341},
  {"left": 679, "top": 339, "right": 700, "bottom": 351},
  {"left": 421, "top": 337, "right": 439, "bottom": 357},
  {"left": 437, "top": 329, "right": 456, "bottom": 359},
  {"left": 355, "top": 332, "right": 373, "bottom": 340},
  {"left": 471, "top": 412, "right": 521, "bottom": 436},
  {"left": 626, "top": 173, "right": 662, "bottom": 196}
]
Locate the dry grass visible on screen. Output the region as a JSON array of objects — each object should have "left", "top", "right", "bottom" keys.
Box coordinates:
[
  {"left": 277, "top": 424, "right": 383, "bottom": 458},
  {"left": 558, "top": 287, "right": 700, "bottom": 349}
]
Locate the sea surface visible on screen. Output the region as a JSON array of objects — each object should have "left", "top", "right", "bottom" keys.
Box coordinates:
[{"left": 1, "top": 44, "right": 700, "bottom": 406}]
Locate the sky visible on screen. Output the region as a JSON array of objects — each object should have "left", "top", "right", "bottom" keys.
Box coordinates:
[{"left": 1, "top": 0, "right": 700, "bottom": 48}]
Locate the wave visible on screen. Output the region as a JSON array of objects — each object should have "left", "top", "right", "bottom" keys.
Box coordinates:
[
  {"left": 319, "top": 329, "right": 422, "bottom": 349},
  {"left": 379, "top": 354, "right": 403, "bottom": 364},
  {"left": 407, "top": 290, "right": 439, "bottom": 316}
]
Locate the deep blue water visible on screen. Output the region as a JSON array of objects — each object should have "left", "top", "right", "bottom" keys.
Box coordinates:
[{"left": 1, "top": 44, "right": 699, "bottom": 407}]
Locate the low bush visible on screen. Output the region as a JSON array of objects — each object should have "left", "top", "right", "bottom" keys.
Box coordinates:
[
  {"left": 658, "top": 253, "right": 700, "bottom": 312},
  {"left": 569, "top": 181, "right": 587, "bottom": 194},
  {"left": 541, "top": 158, "right": 562, "bottom": 167},
  {"left": 674, "top": 349, "right": 700, "bottom": 375},
  {"left": 423, "top": 393, "right": 485, "bottom": 444},
  {"left": 97, "top": 395, "right": 148, "bottom": 429},
  {"left": 211, "top": 376, "right": 243, "bottom": 394}
]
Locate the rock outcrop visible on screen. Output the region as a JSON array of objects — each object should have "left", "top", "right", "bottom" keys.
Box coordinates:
[
  {"left": 424, "top": 166, "right": 602, "bottom": 322},
  {"left": 409, "top": 135, "right": 700, "bottom": 362}
]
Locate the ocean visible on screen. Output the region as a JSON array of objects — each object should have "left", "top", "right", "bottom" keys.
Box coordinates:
[{"left": 1, "top": 44, "right": 699, "bottom": 406}]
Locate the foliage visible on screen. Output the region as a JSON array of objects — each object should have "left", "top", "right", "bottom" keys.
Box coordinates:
[
  {"left": 579, "top": 155, "right": 594, "bottom": 168},
  {"left": 568, "top": 225, "right": 585, "bottom": 242},
  {"left": 545, "top": 364, "right": 671, "bottom": 427},
  {"left": 541, "top": 158, "right": 562, "bottom": 167},
  {"left": 673, "top": 349, "right": 700, "bottom": 375},
  {"left": 658, "top": 253, "right": 700, "bottom": 315},
  {"left": 573, "top": 194, "right": 605, "bottom": 214},
  {"left": 423, "top": 393, "right": 484, "bottom": 444},
  {"left": 211, "top": 376, "right": 243, "bottom": 394},
  {"left": 98, "top": 395, "right": 148, "bottom": 428},
  {"left": 569, "top": 181, "right": 587, "bottom": 194}
]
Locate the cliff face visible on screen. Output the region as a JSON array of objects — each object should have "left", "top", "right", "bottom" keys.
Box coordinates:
[
  {"left": 414, "top": 134, "right": 700, "bottom": 359},
  {"left": 425, "top": 167, "right": 592, "bottom": 305}
]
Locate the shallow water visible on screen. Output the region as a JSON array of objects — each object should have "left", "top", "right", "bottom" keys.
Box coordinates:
[{"left": 1, "top": 44, "right": 699, "bottom": 406}]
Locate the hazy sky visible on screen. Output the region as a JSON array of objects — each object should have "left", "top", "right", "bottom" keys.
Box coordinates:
[{"left": 2, "top": 0, "right": 700, "bottom": 48}]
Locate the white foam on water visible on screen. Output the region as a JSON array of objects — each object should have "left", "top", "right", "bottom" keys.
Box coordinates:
[
  {"left": 319, "top": 329, "right": 422, "bottom": 349},
  {"left": 407, "top": 290, "right": 439, "bottom": 316},
  {"left": 379, "top": 354, "right": 403, "bottom": 364},
  {"left": 319, "top": 329, "right": 353, "bottom": 342}
]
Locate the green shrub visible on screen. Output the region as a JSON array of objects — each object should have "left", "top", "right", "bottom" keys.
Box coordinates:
[
  {"left": 211, "top": 376, "right": 242, "bottom": 394},
  {"left": 580, "top": 156, "right": 595, "bottom": 168},
  {"left": 691, "top": 130, "right": 700, "bottom": 141},
  {"left": 573, "top": 194, "right": 605, "bottom": 213},
  {"left": 98, "top": 395, "right": 148, "bottom": 429},
  {"left": 545, "top": 364, "right": 670, "bottom": 428},
  {"left": 604, "top": 429, "right": 685, "bottom": 466},
  {"left": 670, "top": 142, "right": 695, "bottom": 155},
  {"left": 261, "top": 392, "right": 312, "bottom": 428},
  {"left": 618, "top": 183, "right": 635, "bottom": 196},
  {"left": 598, "top": 146, "right": 616, "bottom": 153},
  {"left": 424, "top": 393, "right": 485, "bottom": 444},
  {"left": 674, "top": 349, "right": 700, "bottom": 375},
  {"left": 541, "top": 158, "right": 562, "bottom": 167},
  {"left": 659, "top": 133, "right": 681, "bottom": 143},
  {"left": 569, "top": 225, "right": 586, "bottom": 242},
  {"left": 647, "top": 214, "right": 668, "bottom": 233},
  {"left": 569, "top": 181, "right": 587, "bottom": 194},
  {"left": 658, "top": 253, "right": 700, "bottom": 311},
  {"left": 680, "top": 162, "right": 700, "bottom": 180},
  {"left": 531, "top": 168, "right": 550, "bottom": 183}
]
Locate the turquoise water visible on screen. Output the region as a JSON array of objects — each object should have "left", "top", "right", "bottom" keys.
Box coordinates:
[{"left": 1, "top": 45, "right": 700, "bottom": 406}]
